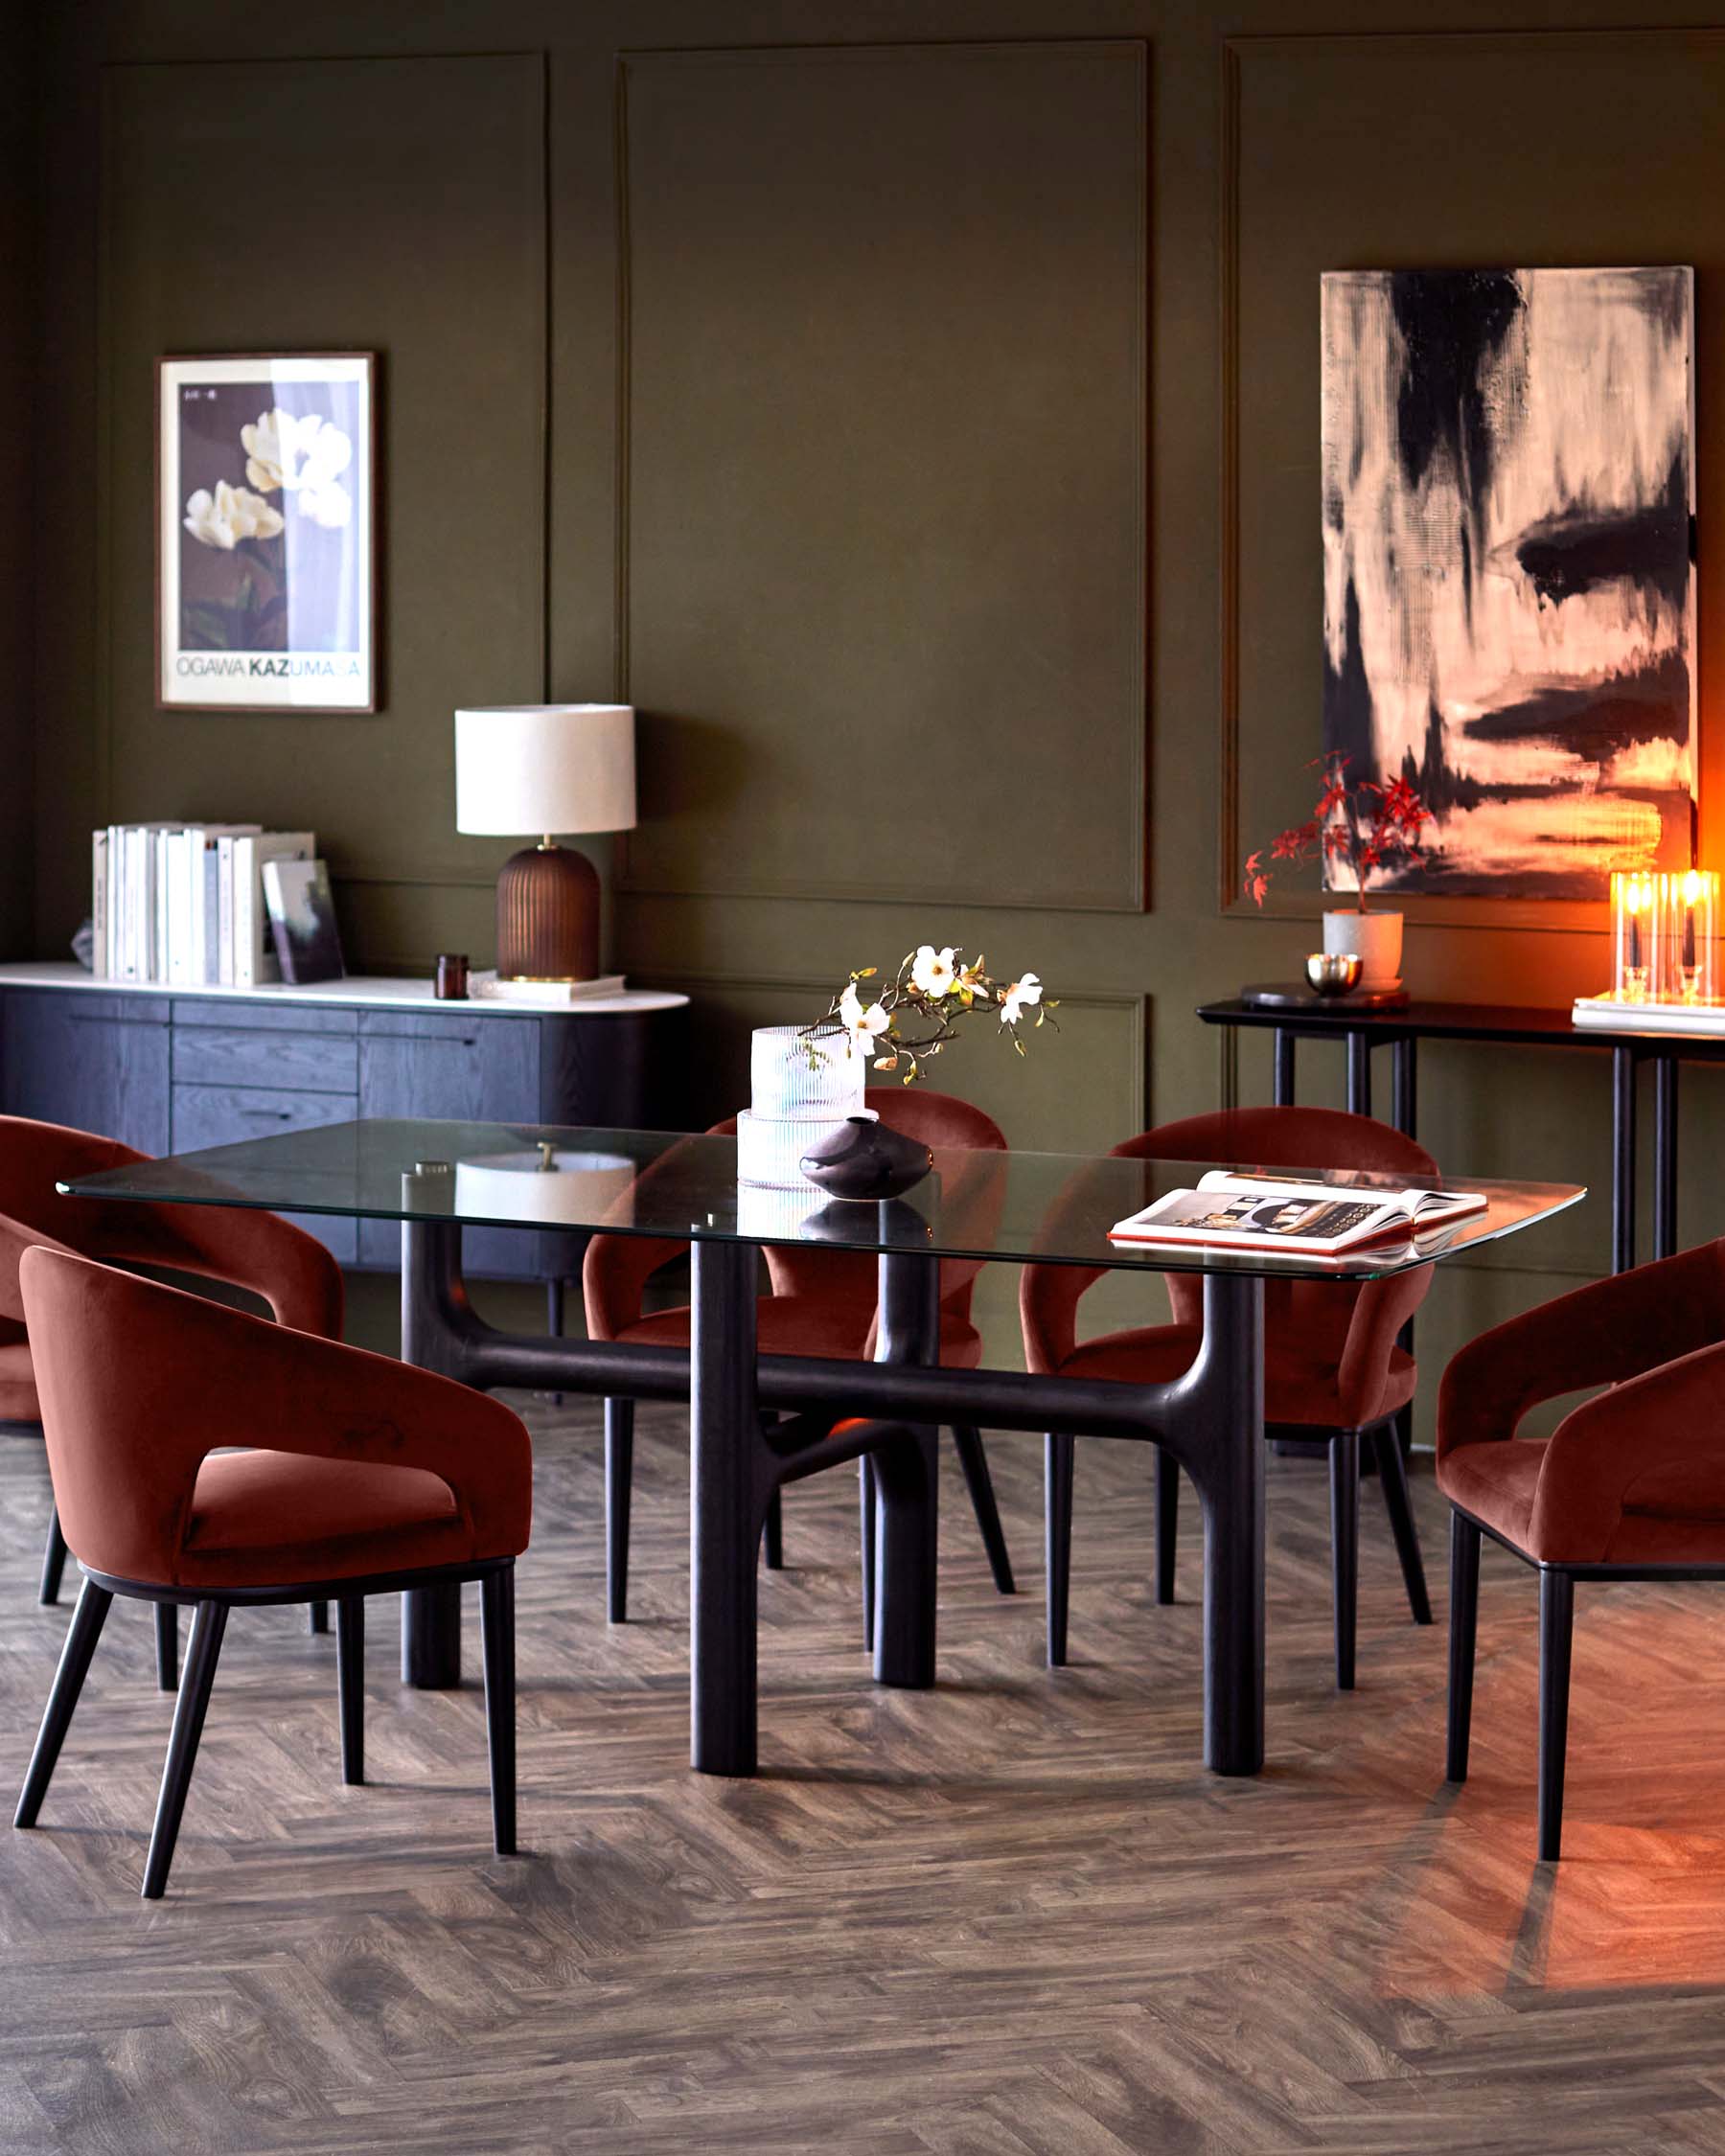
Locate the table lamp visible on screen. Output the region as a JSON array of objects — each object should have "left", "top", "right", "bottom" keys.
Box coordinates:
[{"left": 454, "top": 703, "right": 635, "bottom": 982}]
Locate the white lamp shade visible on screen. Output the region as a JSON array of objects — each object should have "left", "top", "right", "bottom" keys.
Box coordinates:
[{"left": 454, "top": 703, "right": 636, "bottom": 837}]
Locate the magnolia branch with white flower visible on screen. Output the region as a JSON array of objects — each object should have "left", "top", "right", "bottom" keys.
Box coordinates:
[{"left": 802, "top": 945, "right": 1057, "bottom": 1084}]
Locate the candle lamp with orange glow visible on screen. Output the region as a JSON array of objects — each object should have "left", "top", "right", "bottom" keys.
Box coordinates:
[
  {"left": 1662, "top": 868, "right": 1718, "bottom": 1004},
  {"left": 1611, "top": 871, "right": 1659, "bottom": 1001}
]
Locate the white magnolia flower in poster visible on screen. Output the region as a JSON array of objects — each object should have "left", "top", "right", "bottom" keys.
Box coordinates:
[
  {"left": 183, "top": 480, "right": 286, "bottom": 550},
  {"left": 242, "top": 406, "right": 356, "bottom": 525},
  {"left": 296, "top": 476, "right": 353, "bottom": 530}
]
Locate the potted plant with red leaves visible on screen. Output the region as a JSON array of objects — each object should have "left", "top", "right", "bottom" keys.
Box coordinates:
[{"left": 1243, "top": 753, "right": 1431, "bottom": 991}]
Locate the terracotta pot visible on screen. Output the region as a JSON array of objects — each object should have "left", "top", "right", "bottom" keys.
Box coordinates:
[{"left": 1322, "top": 907, "right": 1403, "bottom": 992}]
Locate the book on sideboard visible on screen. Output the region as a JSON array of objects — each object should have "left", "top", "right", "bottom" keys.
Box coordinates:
[{"left": 92, "top": 823, "right": 311, "bottom": 988}]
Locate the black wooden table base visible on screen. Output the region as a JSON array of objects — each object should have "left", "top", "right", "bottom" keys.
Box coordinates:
[{"left": 397, "top": 1220, "right": 1270, "bottom": 1778}]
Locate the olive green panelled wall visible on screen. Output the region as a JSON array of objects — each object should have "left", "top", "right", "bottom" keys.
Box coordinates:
[
  {"left": 0, "top": 0, "right": 36, "bottom": 955},
  {"left": 30, "top": 1, "right": 1725, "bottom": 1403}
]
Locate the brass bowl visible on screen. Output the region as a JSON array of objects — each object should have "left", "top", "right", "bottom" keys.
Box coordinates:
[{"left": 1305, "top": 952, "right": 1362, "bottom": 998}]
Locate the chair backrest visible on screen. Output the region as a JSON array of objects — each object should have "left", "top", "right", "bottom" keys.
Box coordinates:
[
  {"left": 1122, "top": 1106, "right": 1438, "bottom": 1334},
  {"left": 0, "top": 1114, "right": 145, "bottom": 1254},
  {"left": 1021, "top": 1104, "right": 1438, "bottom": 1372},
  {"left": 0, "top": 1113, "right": 342, "bottom": 1341},
  {"left": 762, "top": 1088, "right": 1008, "bottom": 1316},
  {"left": 584, "top": 1089, "right": 1008, "bottom": 1337}
]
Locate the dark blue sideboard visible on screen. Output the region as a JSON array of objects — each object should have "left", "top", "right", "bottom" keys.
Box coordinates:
[{"left": 0, "top": 967, "right": 690, "bottom": 1286}]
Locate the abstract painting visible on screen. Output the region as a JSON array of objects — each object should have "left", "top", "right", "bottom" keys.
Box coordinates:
[{"left": 1321, "top": 267, "right": 1694, "bottom": 898}]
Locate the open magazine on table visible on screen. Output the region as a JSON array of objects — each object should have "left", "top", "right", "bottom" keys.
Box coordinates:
[{"left": 1109, "top": 1168, "right": 1487, "bottom": 1256}]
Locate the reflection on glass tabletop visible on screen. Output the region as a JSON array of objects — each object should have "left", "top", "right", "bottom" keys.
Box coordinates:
[{"left": 58, "top": 1116, "right": 1588, "bottom": 1280}]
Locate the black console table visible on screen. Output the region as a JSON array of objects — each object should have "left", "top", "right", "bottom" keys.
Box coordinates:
[
  {"left": 1198, "top": 996, "right": 1719, "bottom": 1273},
  {"left": 0, "top": 964, "right": 689, "bottom": 1319}
]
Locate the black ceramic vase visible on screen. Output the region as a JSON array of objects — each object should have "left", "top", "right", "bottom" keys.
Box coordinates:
[{"left": 799, "top": 1115, "right": 933, "bottom": 1202}]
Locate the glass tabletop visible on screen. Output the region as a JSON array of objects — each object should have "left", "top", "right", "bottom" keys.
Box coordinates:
[{"left": 59, "top": 1116, "right": 1586, "bottom": 1280}]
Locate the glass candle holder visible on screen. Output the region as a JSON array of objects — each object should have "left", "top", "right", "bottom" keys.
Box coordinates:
[
  {"left": 1611, "top": 870, "right": 1660, "bottom": 1001},
  {"left": 1659, "top": 869, "right": 1718, "bottom": 1004}
]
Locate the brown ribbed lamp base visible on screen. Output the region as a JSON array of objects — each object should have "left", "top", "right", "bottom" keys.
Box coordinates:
[{"left": 494, "top": 841, "right": 600, "bottom": 981}]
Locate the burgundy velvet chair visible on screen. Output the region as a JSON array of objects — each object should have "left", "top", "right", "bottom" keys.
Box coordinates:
[
  {"left": 0, "top": 1114, "right": 344, "bottom": 1688},
  {"left": 12, "top": 1247, "right": 530, "bottom": 1898},
  {"left": 1021, "top": 1106, "right": 1437, "bottom": 1686},
  {"left": 1439, "top": 1241, "right": 1725, "bottom": 1861},
  {"left": 584, "top": 1088, "right": 1015, "bottom": 1630}
]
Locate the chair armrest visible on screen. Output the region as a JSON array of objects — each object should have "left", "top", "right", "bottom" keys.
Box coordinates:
[
  {"left": 1336, "top": 1264, "right": 1432, "bottom": 1428},
  {"left": 1019, "top": 1257, "right": 1107, "bottom": 1375},
  {"left": 583, "top": 1230, "right": 690, "bottom": 1341},
  {"left": 1438, "top": 1241, "right": 1725, "bottom": 1463},
  {"left": 1531, "top": 1339, "right": 1725, "bottom": 1561}
]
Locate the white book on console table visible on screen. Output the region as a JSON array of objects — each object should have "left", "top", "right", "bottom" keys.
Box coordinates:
[
  {"left": 1573, "top": 996, "right": 1725, "bottom": 1036},
  {"left": 191, "top": 825, "right": 260, "bottom": 986}
]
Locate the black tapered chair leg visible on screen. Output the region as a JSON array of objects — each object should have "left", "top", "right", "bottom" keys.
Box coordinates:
[
  {"left": 1537, "top": 1568, "right": 1575, "bottom": 1863},
  {"left": 546, "top": 1275, "right": 565, "bottom": 1406},
  {"left": 605, "top": 1397, "right": 634, "bottom": 1623},
  {"left": 154, "top": 1601, "right": 178, "bottom": 1692},
  {"left": 39, "top": 1507, "right": 67, "bottom": 1607},
  {"left": 1370, "top": 1421, "right": 1432, "bottom": 1625},
  {"left": 763, "top": 1488, "right": 784, "bottom": 1571},
  {"left": 1329, "top": 1430, "right": 1360, "bottom": 1690},
  {"left": 309, "top": 1600, "right": 329, "bottom": 1636},
  {"left": 143, "top": 1599, "right": 228, "bottom": 1899},
  {"left": 15, "top": 1578, "right": 113, "bottom": 1827},
  {"left": 480, "top": 1565, "right": 518, "bottom": 1856},
  {"left": 1045, "top": 1433, "right": 1074, "bottom": 1667},
  {"left": 860, "top": 1455, "right": 878, "bottom": 1649},
  {"left": 952, "top": 1425, "right": 1015, "bottom": 1595},
  {"left": 1446, "top": 1510, "right": 1481, "bottom": 1783},
  {"left": 336, "top": 1594, "right": 364, "bottom": 1786},
  {"left": 1153, "top": 1445, "right": 1178, "bottom": 1606}
]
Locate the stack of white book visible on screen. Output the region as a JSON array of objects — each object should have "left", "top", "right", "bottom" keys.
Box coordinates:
[{"left": 91, "top": 825, "right": 315, "bottom": 988}]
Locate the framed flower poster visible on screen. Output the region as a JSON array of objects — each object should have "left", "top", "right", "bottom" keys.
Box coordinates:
[{"left": 156, "top": 353, "right": 376, "bottom": 712}]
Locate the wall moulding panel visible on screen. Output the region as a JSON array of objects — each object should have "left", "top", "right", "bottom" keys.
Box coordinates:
[
  {"left": 615, "top": 39, "right": 1148, "bottom": 915},
  {"left": 1218, "top": 28, "right": 1725, "bottom": 943},
  {"left": 99, "top": 53, "right": 547, "bottom": 893}
]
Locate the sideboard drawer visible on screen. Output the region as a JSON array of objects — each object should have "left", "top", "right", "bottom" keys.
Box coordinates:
[
  {"left": 172, "top": 1024, "right": 358, "bottom": 1094},
  {"left": 170, "top": 1084, "right": 358, "bottom": 1262},
  {"left": 172, "top": 1082, "right": 357, "bottom": 1149}
]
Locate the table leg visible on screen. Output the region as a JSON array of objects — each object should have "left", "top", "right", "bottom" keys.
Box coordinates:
[
  {"left": 1346, "top": 1031, "right": 1371, "bottom": 1119},
  {"left": 1653, "top": 1055, "right": 1679, "bottom": 1261},
  {"left": 871, "top": 1243, "right": 941, "bottom": 1691},
  {"left": 1612, "top": 1046, "right": 1637, "bottom": 1274},
  {"left": 1391, "top": 1036, "right": 1417, "bottom": 1433},
  {"left": 1193, "top": 1272, "right": 1265, "bottom": 1776},
  {"left": 1273, "top": 1028, "right": 1296, "bottom": 1108},
  {"left": 400, "top": 1219, "right": 468, "bottom": 1687},
  {"left": 690, "top": 1236, "right": 765, "bottom": 1776},
  {"left": 1392, "top": 1037, "right": 1417, "bottom": 1138}
]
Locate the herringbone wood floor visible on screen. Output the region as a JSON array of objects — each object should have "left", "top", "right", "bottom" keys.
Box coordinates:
[{"left": 4, "top": 1404, "right": 1725, "bottom": 2154}]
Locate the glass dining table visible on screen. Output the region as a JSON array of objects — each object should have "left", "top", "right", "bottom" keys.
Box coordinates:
[{"left": 62, "top": 1117, "right": 1584, "bottom": 1780}]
